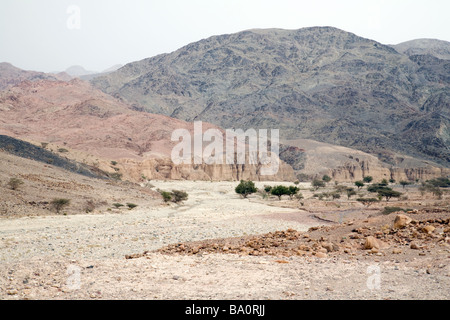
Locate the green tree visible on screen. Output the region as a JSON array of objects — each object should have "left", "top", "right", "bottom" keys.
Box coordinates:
[
  {"left": 399, "top": 181, "right": 411, "bottom": 189},
  {"left": 363, "top": 176, "right": 373, "bottom": 183},
  {"left": 356, "top": 198, "right": 379, "bottom": 207},
  {"left": 287, "top": 185, "right": 300, "bottom": 200},
  {"left": 235, "top": 180, "right": 257, "bottom": 198},
  {"left": 322, "top": 175, "right": 332, "bottom": 183},
  {"left": 377, "top": 189, "right": 402, "bottom": 202},
  {"left": 270, "top": 185, "right": 290, "bottom": 200},
  {"left": 311, "top": 179, "right": 325, "bottom": 190},
  {"left": 346, "top": 188, "right": 357, "bottom": 199},
  {"left": 355, "top": 181, "right": 364, "bottom": 189}
]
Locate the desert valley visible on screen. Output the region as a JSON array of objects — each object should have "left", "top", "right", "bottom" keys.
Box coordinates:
[{"left": 0, "top": 26, "right": 449, "bottom": 300}]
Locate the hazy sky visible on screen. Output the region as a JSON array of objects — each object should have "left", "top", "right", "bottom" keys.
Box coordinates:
[{"left": 1, "top": 0, "right": 449, "bottom": 73}]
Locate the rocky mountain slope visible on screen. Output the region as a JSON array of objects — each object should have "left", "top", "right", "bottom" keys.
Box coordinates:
[
  {"left": 392, "top": 39, "right": 450, "bottom": 60},
  {"left": 0, "top": 62, "right": 63, "bottom": 90},
  {"left": 0, "top": 79, "right": 295, "bottom": 182},
  {"left": 91, "top": 27, "right": 450, "bottom": 167}
]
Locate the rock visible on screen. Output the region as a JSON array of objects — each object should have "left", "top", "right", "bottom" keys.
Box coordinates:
[
  {"left": 364, "top": 236, "right": 380, "bottom": 250},
  {"left": 315, "top": 252, "right": 327, "bottom": 258},
  {"left": 322, "top": 242, "right": 340, "bottom": 252},
  {"left": 422, "top": 225, "right": 435, "bottom": 234},
  {"left": 317, "top": 247, "right": 328, "bottom": 254},
  {"left": 392, "top": 248, "right": 402, "bottom": 254},
  {"left": 410, "top": 242, "right": 420, "bottom": 250},
  {"left": 393, "top": 214, "right": 412, "bottom": 229}
]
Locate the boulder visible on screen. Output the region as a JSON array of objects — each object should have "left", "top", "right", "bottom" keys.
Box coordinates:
[{"left": 393, "top": 214, "right": 412, "bottom": 229}]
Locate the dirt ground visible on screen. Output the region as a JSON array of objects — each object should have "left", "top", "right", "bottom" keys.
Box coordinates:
[{"left": 0, "top": 179, "right": 449, "bottom": 300}]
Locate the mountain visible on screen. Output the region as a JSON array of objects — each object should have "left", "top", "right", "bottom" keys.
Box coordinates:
[
  {"left": 65, "top": 65, "right": 97, "bottom": 77},
  {"left": 80, "top": 64, "right": 124, "bottom": 81},
  {"left": 0, "top": 79, "right": 295, "bottom": 182},
  {"left": 0, "top": 62, "right": 61, "bottom": 90},
  {"left": 91, "top": 27, "right": 450, "bottom": 167},
  {"left": 392, "top": 39, "right": 450, "bottom": 60}
]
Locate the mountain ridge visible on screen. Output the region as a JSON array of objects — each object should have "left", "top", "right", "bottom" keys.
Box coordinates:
[{"left": 91, "top": 26, "right": 450, "bottom": 167}]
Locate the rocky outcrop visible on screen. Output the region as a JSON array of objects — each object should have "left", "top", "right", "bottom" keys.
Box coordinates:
[{"left": 118, "top": 157, "right": 296, "bottom": 182}]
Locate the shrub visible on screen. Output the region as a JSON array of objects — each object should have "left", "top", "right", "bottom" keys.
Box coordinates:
[
  {"left": 235, "top": 180, "right": 257, "bottom": 198},
  {"left": 161, "top": 191, "right": 172, "bottom": 202},
  {"left": 111, "top": 161, "right": 118, "bottom": 166},
  {"left": 171, "top": 190, "right": 188, "bottom": 203},
  {"left": 311, "top": 179, "right": 325, "bottom": 190},
  {"left": 110, "top": 172, "right": 123, "bottom": 180},
  {"left": 322, "top": 175, "right": 332, "bottom": 183},
  {"left": 126, "top": 203, "right": 138, "bottom": 210},
  {"left": 264, "top": 185, "right": 273, "bottom": 193},
  {"left": 427, "top": 177, "right": 450, "bottom": 188},
  {"left": 363, "top": 176, "right": 373, "bottom": 183},
  {"left": 51, "top": 198, "right": 71, "bottom": 214},
  {"left": 84, "top": 200, "right": 96, "bottom": 213},
  {"left": 7, "top": 178, "right": 24, "bottom": 190},
  {"left": 57, "top": 148, "right": 69, "bottom": 153},
  {"left": 112, "top": 203, "right": 124, "bottom": 208},
  {"left": 381, "top": 207, "right": 406, "bottom": 215}
]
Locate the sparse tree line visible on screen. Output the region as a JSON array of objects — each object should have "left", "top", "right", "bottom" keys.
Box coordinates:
[{"left": 234, "top": 176, "right": 449, "bottom": 205}]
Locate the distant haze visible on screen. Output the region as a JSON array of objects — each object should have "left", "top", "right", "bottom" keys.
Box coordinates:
[{"left": 0, "top": 0, "right": 449, "bottom": 72}]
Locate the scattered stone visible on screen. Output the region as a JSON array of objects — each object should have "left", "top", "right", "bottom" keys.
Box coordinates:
[
  {"left": 315, "top": 252, "right": 327, "bottom": 258},
  {"left": 364, "top": 236, "right": 380, "bottom": 250},
  {"left": 410, "top": 242, "right": 420, "bottom": 250},
  {"left": 394, "top": 214, "right": 412, "bottom": 229},
  {"left": 422, "top": 226, "right": 435, "bottom": 234}
]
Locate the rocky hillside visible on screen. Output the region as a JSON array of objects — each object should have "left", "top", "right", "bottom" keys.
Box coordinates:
[
  {"left": 0, "top": 62, "right": 63, "bottom": 90},
  {"left": 392, "top": 39, "right": 450, "bottom": 60},
  {"left": 0, "top": 79, "right": 295, "bottom": 182},
  {"left": 91, "top": 27, "right": 450, "bottom": 167}
]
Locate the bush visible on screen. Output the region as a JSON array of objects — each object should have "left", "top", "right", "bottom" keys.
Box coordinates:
[
  {"left": 171, "top": 190, "right": 188, "bottom": 203},
  {"left": 84, "top": 200, "right": 96, "bottom": 213},
  {"left": 427, "top": 177, "right": 450, "bottom": 188},
  {"left": 111, "top": 161, "right": 118, "bottom": 166},
  {"left": 7, "top": 178, "right": 24, "bottom": 190},
  {"left": 51, "top": 198, "right": 71, "bottom": 214},
  {"left": 363, "top": 176, "right": 373, "bottom": 183},
  {"left": 381, "top": 207, "right": 407, "bottom": 215},
  {"left": 264, "top": 185, "right": 272, "bottom": 193},
  {"left": 322, "top": 175, "right": 332, "bottom": 183},
  {"left": 161, "top": 191, "right": 172, "bottom": 202},
  {"left": 235, "top": 180, "right": 257, "bottom": 198},
  {"left": 112, "top": 203, "right": 124, "bottom": 208},
  {"left": 311, "top": 179, "right": 325, "bottom": 190},
  {"left": 126, "top": 203, "right": 138, "bottom": 210}
]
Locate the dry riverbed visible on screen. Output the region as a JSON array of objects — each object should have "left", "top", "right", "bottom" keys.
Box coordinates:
[{"left": 0, "top": 181, "right": 449, "bottom": 300}]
